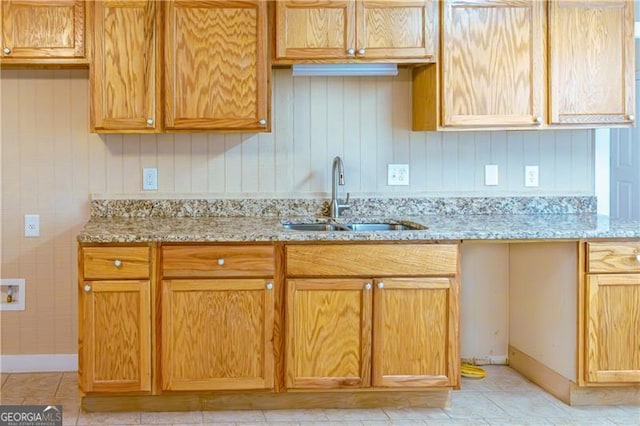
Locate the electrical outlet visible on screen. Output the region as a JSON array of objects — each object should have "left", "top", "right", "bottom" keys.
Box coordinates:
[
  {"left": 24, "top": 214, "right": 39, "bottom": 237},
  {"left": 388, "top": 164, "right": 409, "bottom": 186},
  {"left": 143, "top": 168, "right": 158, "bottom": 191},
  {"left": 484, "top": 165, "right": 499, "bottom": 186},
  {"left": 525, "top": 165, "right": 539, "bottom": 187}
]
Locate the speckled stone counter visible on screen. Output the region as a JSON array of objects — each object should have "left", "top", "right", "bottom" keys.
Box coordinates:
[{"left": 78, "top": 196, "right": 640, "bottom": 243}]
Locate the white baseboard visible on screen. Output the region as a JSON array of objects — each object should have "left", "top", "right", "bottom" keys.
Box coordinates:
[{"left": 0, "top": 354, "right": 77, "bottom": 372}]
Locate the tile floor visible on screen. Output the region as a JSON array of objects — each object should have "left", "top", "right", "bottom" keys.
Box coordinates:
[{"left": 0, "top": 366, "right": 638, "bottom": 425}]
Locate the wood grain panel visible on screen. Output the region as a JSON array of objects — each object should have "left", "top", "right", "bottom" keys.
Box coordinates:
[
  {"left": 1, "top": 0, "right": 85, "bottom": 59},
  {"left": 162, "top": 278, "right": 274, "bottom": 390},
  {"left": 83, "top": 246, "right": 150, "bottom": 279},
  {"left": 585, "top": 274, "right": 640, "bottom": 383},
  {"left": 372, "top": 278, "right": 452, "bottom": 387},
  {"left": 286, "top": 244, "right": 458, "bottom": 277},
  {"left": 286, "top": 278, "right": 372, "bottom": 389},
  {"left": 91, "top": 0, "right": 161, "bottom": 132},
  {"left": 275, "top": 0, "right": 354, "bottom": 59},
  {"left": 164, "top": 0, "right": 269, "bottom": 131},
  {"left": 441, "top": 0, "right": 544, "bottom": 127},
  {"left": 357, "top": 0, "right": 435, "bottom": 60},
  {"left": 162, "top": 245, "right": 275, "bottom": 278},
  {"left": 81, "top": 280, "right": 151, "bottom": 393},
  {"left": 587, "top": 242, "right": 640, "bottom": 273},
  {"left": 549, "top": 0, "right": 635, "bottom": 125}
]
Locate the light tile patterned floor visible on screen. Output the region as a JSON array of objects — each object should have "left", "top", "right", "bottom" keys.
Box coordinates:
[{"left": 0, "top": 367, "right": 638, "bottom": 425}]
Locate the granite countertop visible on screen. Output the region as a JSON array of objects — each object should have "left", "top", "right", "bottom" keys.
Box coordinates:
[{"left": 77, "top": 196, "right": 640, "bottom": 243}]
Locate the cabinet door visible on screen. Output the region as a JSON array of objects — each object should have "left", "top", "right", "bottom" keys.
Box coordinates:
[
  {"left": 275, "top": 0, "right": 355, "bottom": 60},
  {"left": 286, "top": 279, "right": 372, "bottom": 389},
  {"left": 0, "top": 0, "right": 84, "bottom": 59},
  {"left": 585, "top": 274, "right": 640, "bottom": 384},
  {"left": 372, "top": 278, "right": 459, "bottom": 388},
  {"left": 356, "top": 0, "right": 436, "bottom": 61},
  {"left": 80, "top": 280, "right": 151, "bottom": 393},
  {"left": 91, "top": 0, "right": 161, "bottom": 132},
  {"left": 162, "top": 279, "right": 275, "bottom": 391},
  {"left": 164, "top": 0, "right": 269, "bottom": 131},
  {"left": 441, "top": 0, "right": 545, "bottom": 127},
  {"left": 549, "top": 1, "right": 635, "bottom": 125}
]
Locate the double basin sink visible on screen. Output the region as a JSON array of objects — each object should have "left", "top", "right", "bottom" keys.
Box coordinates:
[{"left": 283, "top": 222, "right": 424, "bottom": 232}]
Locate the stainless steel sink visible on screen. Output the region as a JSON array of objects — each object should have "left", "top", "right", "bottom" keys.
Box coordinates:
[
  {"left": 283, "top": 222, "right": 423, "bottom": 231},
  {"left": 282, "top": 223, "right": 347, "bottom": 231},
  {"left": 346, "top": 223, "right": 421, "bottom": 231}
]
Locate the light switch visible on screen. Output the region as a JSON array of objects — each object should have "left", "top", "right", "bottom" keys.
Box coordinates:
[{"left": 485, "top": 165, "right": 499, "bottom": 186}]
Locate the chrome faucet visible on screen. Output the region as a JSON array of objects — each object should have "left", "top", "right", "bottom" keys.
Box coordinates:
[{"left": 330, "top": 156, "right": 350, "bottom": 219}]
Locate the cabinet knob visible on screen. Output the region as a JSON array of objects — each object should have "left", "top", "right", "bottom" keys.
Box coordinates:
[
  {"left": 84, "top": 284, "right": 92, "bottom": 293},
  {"left": 146, "top": 118, "right": 154, "bottom": 126},
  {"left": 3, "top": 47, "right": 10, "bottom": 55},
  {"left": 347, "top": 48, "right": 355, "bottom": 55},
  {"left": 266, "top": 282, "right": 273, "bottom": 290},
  {"left": 377, "top": 282, "right": 384, "bottom": 289},
  {"left": 114, "top": 259, "right": 122, "bottom": 268},
  {"left": 258, "top": 119, "right": 266, "bottom": 126},
  {"left": 364, "top": 283, "right": 372, "bottom": 290},
  {"left": 358, "top": 48, "right": 365, "bottom": 55},
  {"left": 636, "top": 253, "right": 640, "bottom": 262},
  {"left": 534, "top": 116, "right": 542, "bottom": 124},
  {"left": 217, "top": 258, "right": 225, "bottom": 266},
  {"left": 628, "top": 115, "right": 635, "bottom": 122}
]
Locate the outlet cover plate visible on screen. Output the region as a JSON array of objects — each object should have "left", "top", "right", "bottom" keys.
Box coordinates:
[
  {"left": 525, "top": 165, "right": 539, "bottom": 187},
  {"left": 24, "top": 214, "right": 40, "bottom": 237},
  {"left": 143, "top": 168, "right": 158, "bottom": 191},
  {"left": 388, "top": 164, "right": 409, "bottom": 186}
]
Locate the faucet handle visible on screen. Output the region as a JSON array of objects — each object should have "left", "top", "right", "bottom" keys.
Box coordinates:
[{"left": 344, "top": 192, "right": 350, "bottom": 205}]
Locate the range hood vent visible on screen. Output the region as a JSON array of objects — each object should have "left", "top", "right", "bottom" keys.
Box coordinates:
[{"left": 292, "top": 63, "right": 398, "bottom": 77}]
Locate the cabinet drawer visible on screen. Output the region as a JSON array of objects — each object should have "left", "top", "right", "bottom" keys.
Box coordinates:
[
  {"left": 587, "top": 242, "right": 640, "bottom": 273},
  {"left": 286, "top": 244, "right": 458, "bottom": 277},
  {"left": 162, "top": 245, "right": 275, "bottom": 278},
  {"left": 83, "top": 247, "right": 150, "bottom": 279}
]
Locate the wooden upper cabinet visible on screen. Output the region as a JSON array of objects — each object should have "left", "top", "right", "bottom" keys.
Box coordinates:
[
  {"left": 356, "top": 0, "right": 436, "bottom": 61},
  {"left": 90, "top": 0, "right": 161, "bottom": 132},
  {"left": 275, "top": 0, "right": 436, "bottom": 62},
  {"left": 549, "top": 0, "right": 635, "bottom": 126},
  {"left": 440, "top": 0, "right": 545, "bottom": 128},
  {"left": 164, "top": 0, "right": 269, "bottom": 131},
  {"left": 0, "top": 0, "right": 85, "bottom": 63},
  {"left": 276, "top": 0, "right": 355, "bottom": 60}
]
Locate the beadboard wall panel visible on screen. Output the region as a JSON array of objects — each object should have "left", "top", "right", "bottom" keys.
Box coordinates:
[{"left": 1, "top": 68, "right": 594, "bottom": 355}]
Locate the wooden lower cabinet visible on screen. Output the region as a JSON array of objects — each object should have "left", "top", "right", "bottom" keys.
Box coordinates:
[
  {"left": 80, "top": 279, "right": 151, "bottom": 393},
  {"left": 585, "top": 273, "right": 640, "bottom": 384},
  {"left": 286, "top": 277, "right": 459, "bottom": 390},
  {"left": 161, "top": 278, "right": 275, "bottom": 391},
  {"left": 286, "top": 278, "right": 372, "bottom": 389},
  {"left": 373, "top": 278, "right": 459, "bottom": 387}
]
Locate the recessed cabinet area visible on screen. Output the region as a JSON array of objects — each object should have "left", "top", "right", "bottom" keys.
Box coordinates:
[{"left": 1, "top": 0, "right": 635, "bottom": 132}]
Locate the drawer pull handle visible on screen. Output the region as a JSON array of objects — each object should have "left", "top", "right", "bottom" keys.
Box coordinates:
[
  {"left": 218, "top": 258, "right": 225, "bottom": 266},
  {"left": 364, "top": 283, "right": 372, "bottom": 290},
  {"left": 266, "top": 282, "right": 273, "bottom": 290},
  {"left": 84, "top": 284, "right": 92, "bottom": 293},
  {"left": 114, "top": 259, "right": 122, "bottom": 268},
  {"left": 377, "top": 282, "right": 384, "bottom": 289}
]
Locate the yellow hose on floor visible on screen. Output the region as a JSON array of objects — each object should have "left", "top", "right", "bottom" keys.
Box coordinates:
[{"left": 461, "top": 363, "right": 486, "bottom": 379}]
